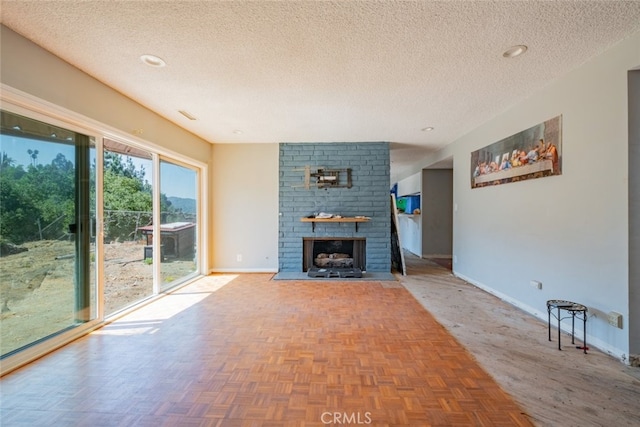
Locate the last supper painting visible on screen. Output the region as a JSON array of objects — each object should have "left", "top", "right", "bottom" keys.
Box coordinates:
[{"left": 471, "top": 115, "right": 562, "bottom": 188}]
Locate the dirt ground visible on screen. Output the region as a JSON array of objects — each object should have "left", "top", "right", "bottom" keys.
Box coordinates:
[{"left": 0, "top": 240, "right": 195, "bottom": 355}]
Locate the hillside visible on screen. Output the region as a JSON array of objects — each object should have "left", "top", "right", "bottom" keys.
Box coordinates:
[{"left": 167, "top": 196, "right": 196, "bottom": 214}]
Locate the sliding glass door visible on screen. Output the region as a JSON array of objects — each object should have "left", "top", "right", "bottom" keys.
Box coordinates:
[
  {"left": 0, "top": 108, "right": 203, "bottom": 367},
  {"left": 102, "top": 140, "right": 155, "bottom": 316},
  {"left": 0, "top": 110, "right": 96, "bottom": 357},
  {"left": 159, "top": 159, "right": 198, "bottom": 291}
]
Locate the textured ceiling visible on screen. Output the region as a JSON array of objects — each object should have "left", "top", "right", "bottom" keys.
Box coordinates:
[{"left": 2, "top": 1, "right": 640, "bottom": 177}]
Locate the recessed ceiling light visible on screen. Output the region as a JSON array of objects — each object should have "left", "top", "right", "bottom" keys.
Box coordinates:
[
  {"left": 140, "top": 54, "right": 166, "bottom": 67},
  {"left": 178, "top": 110, "right": 197, "bottom": 120},
  {"left": 503, "top": 45, "right": 528, "bottom": 58},
  {"left": 421, "top": 127, "right": 434, "bottom": 132}
]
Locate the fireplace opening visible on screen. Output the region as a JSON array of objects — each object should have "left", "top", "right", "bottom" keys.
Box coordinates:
[
  {"left": 314, "top": 240, "right": 354, "bottom": 268},
  {"left": 303, "top": 237, "right": 366, "bottom": 272}
]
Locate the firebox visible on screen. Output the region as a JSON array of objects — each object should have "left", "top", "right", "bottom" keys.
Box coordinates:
[{"left": 302, "top": 237, "right": 366, "bottom": 272}]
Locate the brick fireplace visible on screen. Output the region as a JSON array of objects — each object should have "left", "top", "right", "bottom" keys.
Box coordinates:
[{"left": 278, "top": 142, "right": 391, "bottom": 273}]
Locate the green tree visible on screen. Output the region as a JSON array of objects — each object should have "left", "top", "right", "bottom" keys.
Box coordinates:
[
  {"left": 27, "top": 149, "right": 39, "bottom": 166},
  {"left": 0, "top": 175, "right": 40, "bottom": 244},
  {"left": 0, "top": 151, "right": 75, "bottom": 244},
  {"left": 0, "top": 148, "right": 178, "bottom": 245},
  {"left": 103, "top": 169, "right": 152, "bottom": 241},
  {"left": 0, "top": 151, "right": 15, "bottom": 171},
  {"left": 104, "top": 151, "right": 146, "bottom": 180}
]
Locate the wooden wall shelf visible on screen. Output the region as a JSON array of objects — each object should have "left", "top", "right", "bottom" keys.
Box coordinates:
[{"left": 300, "top": 216, "right": 370, "bottom": 232}]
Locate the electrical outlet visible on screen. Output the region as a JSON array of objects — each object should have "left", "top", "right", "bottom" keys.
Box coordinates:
[
  {"left": 530, "top": 280, "right": 542, "bottom": 290},
  {"left": 236, "top": 254, "right": 242, "bottom": 262},
  {"left": 607, "top": 311, "right": 623, "bottom": 328}
]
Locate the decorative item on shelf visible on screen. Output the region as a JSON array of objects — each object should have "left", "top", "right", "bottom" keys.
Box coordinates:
[
  {"left": 397, "top": 194, "right": 420, "bottom": 214},
  {"left": 293, "top": 166, "right": 352, "bottom": 189},
  {"left": 315, "top": 212, "right": 334, "bottom": 219}
]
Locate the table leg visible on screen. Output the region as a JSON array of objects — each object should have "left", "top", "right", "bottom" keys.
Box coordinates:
[
  {"left": 583, "top": 314, "right": 587, "bottom": 354},
  {"left": 557, "top": 307, "right": 561, "bottom": 350}
]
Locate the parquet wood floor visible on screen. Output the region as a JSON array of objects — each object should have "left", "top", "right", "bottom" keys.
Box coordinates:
[{"left": 1, "top": 273, "right": 533, "bottom": 426}]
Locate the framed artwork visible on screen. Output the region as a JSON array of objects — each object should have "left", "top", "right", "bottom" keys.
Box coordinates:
[{"left": 470, "top": 115, "right": 562, "bottom": 188}]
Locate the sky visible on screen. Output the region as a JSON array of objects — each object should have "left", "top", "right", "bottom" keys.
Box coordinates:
[{"left": 1, "top": 134, "right": 75, "bottom": 167}]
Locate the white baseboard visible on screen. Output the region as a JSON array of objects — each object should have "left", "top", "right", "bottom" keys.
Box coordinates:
[{"left": 209, "top": 268, "right": 278, "bottom": 274}]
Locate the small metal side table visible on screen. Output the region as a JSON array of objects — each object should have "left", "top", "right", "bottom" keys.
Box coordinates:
[{"left": 547, "top": 299, "right": 588, "bottom": 354}]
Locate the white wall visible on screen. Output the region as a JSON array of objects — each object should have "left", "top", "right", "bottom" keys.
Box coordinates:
[
  {"left": 397, "top": 215, "right": 421, "bottom": 256},
  {"left": 412, "top": 31, "right": 640, "bottom": 360},
  {"left": 210, "top": 143, "right": 279, "bottom": 272},
  {"left": 397, "top": 172, "right": 421, "bottom": 196}
]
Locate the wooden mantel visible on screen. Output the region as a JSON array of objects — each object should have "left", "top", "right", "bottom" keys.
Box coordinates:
[{"left": 300, "top": 216, "right": 370, "bottom": 232}]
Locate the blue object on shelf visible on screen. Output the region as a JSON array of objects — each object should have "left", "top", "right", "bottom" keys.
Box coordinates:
[{"left": 404, "top": 195, "right": 420, "bottom": 213}]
